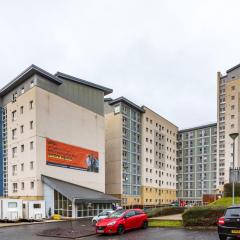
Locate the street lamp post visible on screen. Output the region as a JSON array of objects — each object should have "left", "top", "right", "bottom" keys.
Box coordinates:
[{"left": 229, "top": 133, "right": 239, "bottom": 206}]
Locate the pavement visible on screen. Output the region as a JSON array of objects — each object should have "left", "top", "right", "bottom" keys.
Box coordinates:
[
  {"left": 0, "top": 221, "right": 220, "bottom": 240},
  {"left": 150, "top": 213, "right": 183, "bottom": 221}
]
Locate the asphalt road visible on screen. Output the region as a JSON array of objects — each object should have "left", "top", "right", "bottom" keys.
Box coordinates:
[
  {"left": 86, "top": 228, "right": 219, "bottom": 240},
  {"left": 0, "top": 222, "right": 220, "bottom": 240},
  {"left": 0, "top": 221, "right": 84, "bottom": 240}
]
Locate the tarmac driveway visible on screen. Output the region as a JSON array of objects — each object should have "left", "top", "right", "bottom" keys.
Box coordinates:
[
  {"left": 86, "top": 228, "right": 219, "bottom": 240},
  {"left": 0, "top": 221, "right": 220, "bottom": 240}
]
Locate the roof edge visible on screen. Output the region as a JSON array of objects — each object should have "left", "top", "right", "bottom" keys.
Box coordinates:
[
  {"left": 141, "top": 105, "right": 178, "bottom": 129},
  {"left": 226, "top": 63, "right": 240, "bottom": 73},
  {"left": 179, "top": 122, "right": 217, "bottom": 133},
  {"left": 55, "top": 71, "right": 113, "bottom": 95},
  {"left": 0, "top": 64, "right": 62, "bottom": 97},
  {"left": 41, "top": 175, "right": 120, "bottom": 202},
  {"left": 108, "top": 96, "right": 145, "bottom": 113},
  {"left": 42, "top": 175, "right": 105, "bottom": 194}
]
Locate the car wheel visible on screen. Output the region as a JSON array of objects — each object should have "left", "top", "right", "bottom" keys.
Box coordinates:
[
  {"left": 92, "top": 220, "right": 97, "bottom": 225},
  {"left": 117, "top": 225, "right": 125, "bottom": 235},
  {"left": 218, "top": 235, "right": 226, "bottom": 240},
  {"left": 142, "top": 221, "right": 148, "bottom": 229}
]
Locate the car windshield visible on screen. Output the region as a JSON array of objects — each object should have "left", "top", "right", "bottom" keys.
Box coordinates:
[
  {"left": 108, "top": 210, "right": 125, "bottom": 218},
  {"left": 225, "top": 208, "right": 240, "bottom": 218},
  {"left": 99, "top": 210, "right": 111, "bottom": 216}
]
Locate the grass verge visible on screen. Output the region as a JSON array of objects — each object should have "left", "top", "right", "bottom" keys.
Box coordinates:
[
  {"left": 148, "top": 219, "right": 183, "bottom": 228},
  {"left": 209, "top": 197, "right": 240, "bottom": 207}
]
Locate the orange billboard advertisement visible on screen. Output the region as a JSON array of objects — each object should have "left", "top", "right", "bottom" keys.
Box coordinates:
[{"left": 46, "top": 138, "right": 99, "bottom": 172}]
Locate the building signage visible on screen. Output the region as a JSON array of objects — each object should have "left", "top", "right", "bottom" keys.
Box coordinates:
[{"left": 46, "top": 138, "right": 99, "bottom": 172}]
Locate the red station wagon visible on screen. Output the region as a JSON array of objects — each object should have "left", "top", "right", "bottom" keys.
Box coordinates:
[{"left": 96, "top": 209, "right": 148, "bottom": 235}]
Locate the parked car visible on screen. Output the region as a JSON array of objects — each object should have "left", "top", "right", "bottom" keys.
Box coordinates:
[
  {"left": 96, "top": 209, "right": 148, "bottom": 235},
  {"left": 170, "top": 201, "right": 179, "bottom": 207},
  {"left": 218, "top": 205, "right": 240, "bottom": 240},
  {"left": 92, "top": 209, "right": 115, "bottom": 225}
]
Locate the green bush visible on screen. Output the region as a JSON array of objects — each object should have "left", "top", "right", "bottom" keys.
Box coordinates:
[
  {"left": 182, "top": 207, "right": 226, "bottom": 227},
  {"left": 146, "top": 207, "right": 185, "bottom": 218},
  {"left": 224, "top": 183, "right": 240, "bottom": 197}
]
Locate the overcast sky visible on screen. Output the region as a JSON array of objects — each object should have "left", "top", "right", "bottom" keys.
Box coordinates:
[{"left": 0, "top": 0, "right": 240, "bottom": 129}]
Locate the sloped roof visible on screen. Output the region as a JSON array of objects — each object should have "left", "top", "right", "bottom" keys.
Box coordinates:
[
  {"left": 226, "top": 63, "right": 240, "bottom": 73},
  {"left": 0, "top": 64, "right": 62, "bottom": 97},
  {"left": 108, "top": 96, "right": 145, "bottom": 113},
  {"left": 55, "top": 72, "right": 113, "bottom": 95},
  {"left": 0, "top": 64, "right": 112, "bottom": 97},
  {"left": 42, "top": 175, "right": 120, "bottom": 204}
]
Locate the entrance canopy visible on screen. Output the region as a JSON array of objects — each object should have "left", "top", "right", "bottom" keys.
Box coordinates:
[{"left": 42, "top": 175, "right": 120, "bottom": 204}]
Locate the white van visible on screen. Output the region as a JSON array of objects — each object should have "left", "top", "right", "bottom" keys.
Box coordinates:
[
  {"left": 23, "top": 200, "right": 46, "bottom": 221},
  {"left": 0, "top": 198, "right": 23, "bottom": 221}
]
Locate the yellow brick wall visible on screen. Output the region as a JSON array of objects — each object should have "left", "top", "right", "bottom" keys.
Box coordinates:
[
  {"left": 141, "top": 186, "right": 176, "bottom": 205},
  {"left": 121, "top": 195, "right": 142, "bottom": 206}
]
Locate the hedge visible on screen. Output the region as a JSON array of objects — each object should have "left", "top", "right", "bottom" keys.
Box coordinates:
[
  {"left": 182, "top": 207, "right": 226, "bottom": 227},
  {"left": 224, "top": 183, "right": 240, "bottom": 197},
  {"left": 146, "top": 207, "right": 185, "bottom": 218}
]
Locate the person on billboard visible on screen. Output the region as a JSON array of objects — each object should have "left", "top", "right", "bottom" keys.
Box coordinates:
[
  {"left": 86, "top": 155, "right": 93, "bottom": 171},
  {"left": 86, "top": 155, "right": 99, "bottom": 172},
  {"left": 93, "top": 156, "right": 99, "bottom": 173}
]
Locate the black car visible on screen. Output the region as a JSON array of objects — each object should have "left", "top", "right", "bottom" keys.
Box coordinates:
[{"left": 218, "top": 206, "right": 240, "bottom": 240}]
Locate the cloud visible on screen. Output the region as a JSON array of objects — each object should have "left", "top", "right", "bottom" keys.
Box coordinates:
[{"left": 0, "top": 0, "right": 240, "bottom": 128}]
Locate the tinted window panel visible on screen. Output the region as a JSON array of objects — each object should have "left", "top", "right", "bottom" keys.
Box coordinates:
[{"left": 225, "top": 208, "right": 240, "bottom": 218}]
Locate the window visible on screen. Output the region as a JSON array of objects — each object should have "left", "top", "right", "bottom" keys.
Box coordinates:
[
  {"left": 8, "top": 202, "right": 17, "bottom": 208},
  {"left": 30, "top": 80, "right": 34, "bottom": 88},
  {"left": 12, "top": 147, "right": 17, "bottom": 158},
  {"left": 21, "top": 87, "right": 25, "bottom": 94},
  {"left": 21, "top": 182, "right": 24, "bottom": 190},
  {"left": 12, "top": 165, "right": 17, "bottom": 176},
  {"left": 231, "top": 96, "right": 235, "bottom": 100},
  {"left": 29, "top": 100, "right": 33, "bottom": 109},
  {"left": 12, "top": 92, "right": 17, "bottom": 102},
  {"left": 30, "top": 161, "right": 34, "bottom": 170},
  {"left": 20, "top": 125, "right": 24, "bottom": 134},
  {"left": 21, "top": 163, "right": 24, "bottom": 171},
  {"left": 231, "top": 124, "right": 234, "bottom": 129},
  {"left": 30, "top": 121, "right": 33, "bottom": 129},
  {"left": 231, "top": 105, "right": 235, "bottom": 110},
  {"left": 12, "top": 128, "right": 17, "bottom": 140},
  {"left": 12, "top": 183, "right": 17, "bottom": 193},
  {"left": 12, "top": 110, "right": 17, "bottom": 121},
  {"left": 125, "top": 210, "right": 135, "bottom": 218},
  {"left": 231, "top": 86, "right": 236, "bottom": 91},
  {"left": 30, "top": 181, "right": 34, "bottom": 189},
  {"left": 20, "top": 106, "right": 24, "bottom": 114},
  {"left": 231, "top": 115, "right": 235, "bottom": 119},
  {"left": 21, "top": 144, "right": 24, "bottom": 152},
  {"left": 30, "top": 141, "right": 34, "bottom": 150},
  {"left": 33, "top": 204, "right": 41, "bottom": 209}
]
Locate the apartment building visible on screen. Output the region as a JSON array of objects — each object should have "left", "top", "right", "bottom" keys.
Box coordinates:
[
  {"left": 0, "top": 64, "right": 119, "bottom": 218},
  {"left": 105, "top": 98, "right": 178, "bottom": 206},
  {"left": 177, "top": 123, "right": 217, "bottom": 204},
  {"left": 217, "top": 64, "right": 240, "bottom": 190},
  {"left": 141, "top": 106, "right": 178, "bottom": 205},
  {"left": 104, "top": 97, "right": 144, "bottom": 206}
]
